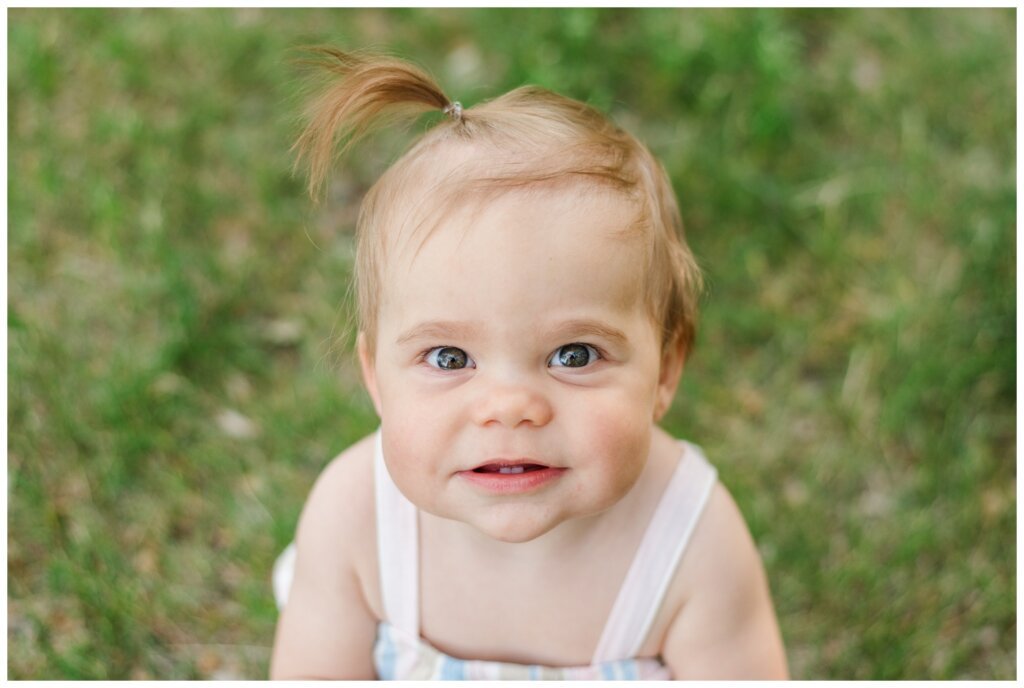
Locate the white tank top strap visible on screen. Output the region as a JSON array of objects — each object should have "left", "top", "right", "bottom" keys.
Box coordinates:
[
  {"left": 590, "top": 441, "right": 718, "bottom": 664},
  {"left": 373, "top": 429, "right": 420, "bottom": 636}
]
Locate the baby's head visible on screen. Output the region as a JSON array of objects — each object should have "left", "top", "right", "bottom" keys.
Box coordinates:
[
  {"left": 296, "top": 49, "right": 703, "bottom": 541},
  {"left": 297, "top": 49, "right": 701, "bottom": 362}
]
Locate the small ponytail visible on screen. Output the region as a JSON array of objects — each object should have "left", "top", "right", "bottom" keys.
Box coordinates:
[{"left": 292, "top": 47, "right": 455, "bottom": 199}]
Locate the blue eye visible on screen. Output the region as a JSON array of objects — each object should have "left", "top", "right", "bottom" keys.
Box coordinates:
[
  {"left": 549, "top": 343, "right": 599, "bottom": 368},
  {"left": 426, "top": 346, "right": 474, "bottom": 370}
]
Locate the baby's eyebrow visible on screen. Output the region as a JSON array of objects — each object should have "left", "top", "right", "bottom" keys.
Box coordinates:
[
  {"left": 551, "top": 320, "right": 629, "bottom": 347},
  {"left": 395, "top": 320, "right": 483, "bottom": 346}
]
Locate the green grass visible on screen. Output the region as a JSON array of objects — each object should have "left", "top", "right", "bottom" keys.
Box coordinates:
[{"left": 8, "top": 8, "right": 1015, "bottom": 679}]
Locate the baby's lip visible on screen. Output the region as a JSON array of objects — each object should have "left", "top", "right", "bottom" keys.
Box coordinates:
[{"left": 466, "top": 458, "right": 552, "bottom": 473}]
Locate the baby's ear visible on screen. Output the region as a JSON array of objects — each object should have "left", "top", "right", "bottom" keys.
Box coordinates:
[
  {"left": 654, "top": 336, "right": 687, "bottom": 422},
  {"left": 357, "top": 332, "right": 382, "bottom": 417}
]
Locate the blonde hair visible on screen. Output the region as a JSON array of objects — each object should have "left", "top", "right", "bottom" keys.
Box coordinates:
[{"left": 293, "top": 47, "right": 702, "bottom": 357}]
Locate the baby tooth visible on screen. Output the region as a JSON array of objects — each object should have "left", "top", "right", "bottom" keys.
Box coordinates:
[{"left": 498, "top": 466, "right": 525, "bottom": 474}]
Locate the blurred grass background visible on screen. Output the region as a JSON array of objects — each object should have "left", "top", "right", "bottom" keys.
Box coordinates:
[{"left": 7, "top": 8, "right": 1015, "bottom": 679}]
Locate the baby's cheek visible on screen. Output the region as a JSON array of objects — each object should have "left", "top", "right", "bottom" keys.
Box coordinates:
[
  {"left": 581, "top": 399, "right": 651, "bottom": 475},
  {"left": 379, "top": 403, "right": 432, "bottom": 473},
  {"left": 381, "top": 435, "right": 441, "bottom": 514},
  {"left": 383, "top": 389, "right": 447, "bottom": 442}
]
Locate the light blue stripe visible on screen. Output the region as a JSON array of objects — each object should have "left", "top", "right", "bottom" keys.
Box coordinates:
[
  {"left": 374, "top": 625, "right": 397, "bottom": 679},
  {"left": 439, "top": 655, "right": 465, "bottom": 680},
  {"left": 373, "top": 621, "right": 663, "bottom": 680}
]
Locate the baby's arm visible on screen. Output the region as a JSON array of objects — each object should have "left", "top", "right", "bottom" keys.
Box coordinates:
[
  {"left": 269, "top": 439, "right": 379, "bottom": 679},
  {"left": 661, "top": 483, "right": 789, "bottom": 679}
]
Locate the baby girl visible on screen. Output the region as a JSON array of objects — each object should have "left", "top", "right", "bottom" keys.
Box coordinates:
[{"left": 269, "top": 48, "right": 788, "bottom": 680}]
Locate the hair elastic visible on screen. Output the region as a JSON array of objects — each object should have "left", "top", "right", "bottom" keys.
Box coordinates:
[{"left": 443, "top": 100, "right": 463, "bottom": 122}]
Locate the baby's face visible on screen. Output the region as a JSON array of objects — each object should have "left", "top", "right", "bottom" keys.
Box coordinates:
[{"left": 360, "top": 186, "right": 679, "bottom": 543}]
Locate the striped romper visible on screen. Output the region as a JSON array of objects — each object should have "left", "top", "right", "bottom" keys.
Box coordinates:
[{"left": 274, "top": 431, "right": 718, "bottom": 679}]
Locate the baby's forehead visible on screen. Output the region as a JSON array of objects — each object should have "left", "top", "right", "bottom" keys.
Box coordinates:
[
  {"left": 395, "top": 185, "right": 642, "bottom": 268},
  {"left": 383, "top": 186, "right": 646, "bottom": 318}
]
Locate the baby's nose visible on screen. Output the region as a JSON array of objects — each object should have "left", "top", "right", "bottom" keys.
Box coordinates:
[{"left": 471, "top": 382, "right": 553, "bottom": 428}]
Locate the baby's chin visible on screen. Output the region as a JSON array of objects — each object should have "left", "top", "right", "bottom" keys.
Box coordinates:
[
  {"left": 471, "top": 516, "right": 563, "bottom": 544},
  {"left": 419, "top": 504, "right": 558, "bottom": 543},
  {"left": 442, "top": 500, "right": 615, "bottom": 545}
]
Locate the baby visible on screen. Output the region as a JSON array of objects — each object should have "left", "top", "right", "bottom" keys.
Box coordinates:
[{"left": 270, "top": 48, "right": 788, "bottom": 680}]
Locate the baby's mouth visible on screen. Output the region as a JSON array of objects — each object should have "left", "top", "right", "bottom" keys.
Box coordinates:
[
  {"left": 460, "top": 460, "right": 567, "bottom": 493},
  {"left": 471, "top": 461, "right": 549, "bottom": 475}
]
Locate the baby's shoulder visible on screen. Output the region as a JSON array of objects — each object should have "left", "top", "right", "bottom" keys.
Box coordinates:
[
  {"left": 654, "top": 463, "right": 788, "bottom": 676},
  {"left": 292, "top": 433, "right": 379, "bottom": 599},
  {"left": 300, "top": 433, "right": 377, "bottom": 534},
  {"left": 677, "top": 481, "right": 760, "bottom": 590},
  {"left": 651, "top": 433, "right": 759, "bottom": 597},
  {"left": 656, "top": 477, "right": 771, "bottom": 646}
]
